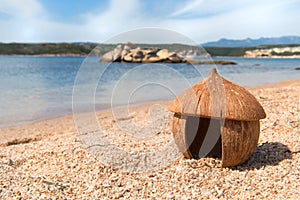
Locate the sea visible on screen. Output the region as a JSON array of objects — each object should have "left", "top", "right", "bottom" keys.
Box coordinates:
[{"left": 0, "top": 56, "right": 299, "bottom": 128}]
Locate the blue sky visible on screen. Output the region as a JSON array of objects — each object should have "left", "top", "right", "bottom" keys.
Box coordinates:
[{"left": 0, "top": 0, "right": 300, "bottom": 43}]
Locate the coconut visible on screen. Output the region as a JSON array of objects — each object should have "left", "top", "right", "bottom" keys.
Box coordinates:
[{"left": 169, "top": 68, "right": 266, "bottom": 167}]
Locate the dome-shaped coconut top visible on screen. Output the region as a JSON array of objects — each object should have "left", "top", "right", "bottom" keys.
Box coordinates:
[{"left": 169, "top": 69, "right": 266, "bottom": 121}]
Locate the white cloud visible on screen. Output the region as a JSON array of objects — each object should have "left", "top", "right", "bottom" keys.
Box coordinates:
[
  {"left": 82, "top": 0, "right": 142, "bottom": 40},
  {"left": 0, "top": 0, "right": 299, "bottom": 43},
  {"left": 156, "top": 0, "right": 300, "bottom": 43},
  {"left": 169, "top": 0, "right": 257, "bottom": 18},
  {"left": 170, "top": 0, "right": 204, "bottom": 17},
  {"left": 0, "top": 0, "right": 44, "bottom": 18},
  {"left": 0, "top": 0, "right": 49, "bottom": 41}
]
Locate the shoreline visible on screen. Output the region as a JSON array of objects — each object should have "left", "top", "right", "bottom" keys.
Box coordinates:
[{"left": 0, "top": 78, "right": 299, "bottom": 131}]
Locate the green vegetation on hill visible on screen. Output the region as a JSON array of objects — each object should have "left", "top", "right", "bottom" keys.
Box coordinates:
[
  {"left": 0, "top": 43, "right": 97, "bottom": 55},
  {"left": 0, "top": 43, "right": 205, "bottom": 56},
  {"left": 204, "top": 47, "right": 253, "bottom": 57},
  {"left": 0, "top": 42, "right": 299, "bottom": 57}
]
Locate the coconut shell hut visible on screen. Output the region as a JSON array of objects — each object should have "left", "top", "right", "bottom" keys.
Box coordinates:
[{"left": 169, "top": 68, "right": 266, "bottom": 167}]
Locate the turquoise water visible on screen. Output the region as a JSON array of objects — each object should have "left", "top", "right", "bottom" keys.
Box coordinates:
[{"left": 0, "top": 56, "right": 299, "bottom": 128}]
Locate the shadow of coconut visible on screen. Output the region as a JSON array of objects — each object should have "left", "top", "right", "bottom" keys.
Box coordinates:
[{"left": 230, "top": 142, "right": 292, "bottom": 171}]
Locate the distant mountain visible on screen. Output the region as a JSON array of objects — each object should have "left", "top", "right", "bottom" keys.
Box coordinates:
[{"left": 202, "top": 36, "right": 300, "bottom": 47}]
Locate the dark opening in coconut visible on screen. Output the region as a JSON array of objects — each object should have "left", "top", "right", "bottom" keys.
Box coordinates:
[{"left": 185, "top": 117, "right": 222, "bottom": 158}]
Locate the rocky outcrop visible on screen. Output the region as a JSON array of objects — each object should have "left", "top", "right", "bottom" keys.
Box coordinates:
[
  {"left": 244, "top": 46, "right": 300, "bottom": 58},
  {"left": 100, "top": 43, "right": 185, "bottom": 63},
  {"left": 100, "top": 42, "right": 237, "bottom": 65}
]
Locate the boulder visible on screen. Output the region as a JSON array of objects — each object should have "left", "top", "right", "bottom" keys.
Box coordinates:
[
  {"left": 156, "top": 49, "right": 170, "bottom": 60},
  {"left": 167, "top": 53, "right": 182, "bottom": 63},
  {"left": 100, "top": 45, "right": 122, "bottom": 62},
  {"left": 123, "top": 53, "right": 133, "bottom": 62},
  {"left": 142, "top": 55, "right": 162, "bottom": 63},
  {"left": 133, "top": 50, "right": 144, "bottom": 58},
  {"left": 143, "top": 49, "right": 158, "bottom": 55},
  {"left": 132, "top": 57, "right": 143, "bottom": 62},
  {"left": 121, "top": 49, "right": 130, "bottom": 59},
  {"left": 113, "top": 45, "right": 122, "bottom": 61},
  {"left": 100, "top": 51, "right": 114, "bottom": 62}
]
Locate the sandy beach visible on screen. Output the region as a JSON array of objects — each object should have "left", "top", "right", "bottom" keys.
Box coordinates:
[{"left": 0, "top": 79, "right": 299, "bottom": 199}]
